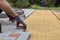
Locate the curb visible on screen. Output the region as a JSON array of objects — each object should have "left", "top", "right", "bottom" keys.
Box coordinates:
[{"left": 50, "top": 10, "right": 60, "bottom": 20}]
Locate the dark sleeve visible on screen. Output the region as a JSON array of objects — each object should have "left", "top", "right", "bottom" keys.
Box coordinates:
[{"left": 0, "top": 9, "right": 2, "bottom": 13}]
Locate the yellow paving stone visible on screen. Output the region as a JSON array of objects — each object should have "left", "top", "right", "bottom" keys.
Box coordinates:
[{"left": 25, "top": 10, "right": 60, "bottom": 40}]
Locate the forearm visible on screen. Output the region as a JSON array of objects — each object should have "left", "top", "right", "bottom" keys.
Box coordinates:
[{"left": 0, "top": 0, "right": 17, "bottom": 17}]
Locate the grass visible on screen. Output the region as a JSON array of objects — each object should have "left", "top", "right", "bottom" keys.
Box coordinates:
[
  {"left": 30, "top": 4, "right": 60, "bottom": 10},
  {"left": 10, "top": 3, "right": 60, "bottom": 10}
]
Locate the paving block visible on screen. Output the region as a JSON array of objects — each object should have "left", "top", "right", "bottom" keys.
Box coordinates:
[
  {"left": 0, "top": 18, "right": 24, "bottom": 33},
  {"left": 24, "top": 9, "right": 35, "bottom": 18},
  {"left": 0, "top": 9, "right": 35, "bottom": 19},
  {"left": 0, "top": 32, "right": 30, "bottom": 40},
  {"left": 0, "top": 9, "right": 24, "bottom": 18},
  {"left": 0, "top": 13, "right": 8, "bottom": 18},
  {"left": 2, "top": 24, "right": 24, "bottom": 33},
  {"left": 0, "top": 17, "right": 25, "bottom": 25},
  {"left": 0, "top": 18, "right": 16, "bottom": 25},
  {"left": 0, "top": 22, "right": 30, "bottom": 40},
  {"left": 17, "top": 32, "right": 30, "bottom": 40}
]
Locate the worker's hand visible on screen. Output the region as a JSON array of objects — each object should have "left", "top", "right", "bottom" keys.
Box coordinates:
[
  {"left": 6, "top": 13, "right": 15, "bottom": 22},
  {"left": 14, "top": 16, "right": 26, "bottom": 30},
  {"left": 17, "top": 22, "right": 26, "bottom": 30}
]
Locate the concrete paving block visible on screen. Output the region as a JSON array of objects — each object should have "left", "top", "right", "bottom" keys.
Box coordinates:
[
  {"left": 0, "top": 32, "right": 30, "bottom": 40},
  {"left": 0, "top": 10, "right": 24, "bottom": 18},
  {"left": 17, "top": 32, "right": 30, "bottom": 40},
  {"left": 24, "top": 9, "right": 35, "bottom": 18},
  {"left": 0, "top": 9, "right": 35, "bottom": 19},
  {"left": 0, "top": 13, "right": 8, "bottom": 18},
  {"left": 0, "top": 18, "right": 24, "bottom": 25},
  {"left": 0, "top": 20, "right": 30, "bottom": 40},
  {"left": 0, "top": 18, "right": 24, "bottom": 32},
  {"left": 2, "top": 25, "right": 24, "bottom": 33},
  {"left": 0, "top": 32, "right": 18, "bottom": 40},
  {"left": 16, "top": 9, "right": 24, "bottom": 15},
  {"left": 0, "top": 18, "right": 17, "bottom": 25},
  {"left": 0, "top": 22, "right": 30, "bottom": 40}
]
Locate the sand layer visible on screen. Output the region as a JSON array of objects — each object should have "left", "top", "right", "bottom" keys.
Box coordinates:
[{"left": 25, "top": 10, "right": 60, "bottom": 40}]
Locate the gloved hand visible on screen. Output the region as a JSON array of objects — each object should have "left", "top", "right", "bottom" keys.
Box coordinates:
[
  {"left": 0, "top": 9, "right": 26, "bottom": 30},
  {"left": 6, "top": 14, "right": 26, "bottom": 30},
  {"left": 6, "top": 13, "right": 15, "bottom": 22},
  {"left": 15, "top": 16, "right": 26, "bottom": 30},
  {"left": 6, "top": 15, "right": 27, "bottom": 30}
]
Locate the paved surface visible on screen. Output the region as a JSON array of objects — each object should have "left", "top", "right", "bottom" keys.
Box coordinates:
[
  {"left": 0, "top": 9, "right": 35, "bottom": 20},
  {"left": 22, "top": 9, "right": 35, "bottom": 18},
  {"left": 0, "top": 20, "right": 30, "bottom": 40},
  {"left": 0, "top": 9, "right": 35, "bottom": 40},
  {"left": 0, "top": 32, "right": 30, "bottom": 40},
  {"left": 1, "top": 9, "right": 60, "bottom": 40},
  {"left": 25, "top": 10, "right": 60, "bottom": 40}
]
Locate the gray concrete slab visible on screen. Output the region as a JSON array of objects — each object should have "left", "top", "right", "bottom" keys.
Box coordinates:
[
  {"left": 0, "top": 13, "right": 8, "bottom": 18},
  {"left": 0, "top": 18, "right": 16, "bottom": 25},
  {"left": 23, "top": 9, "right": 35, "bottom": 18},
  {"left": 0, "top": 9, "right": 35, "bottom": 19},
  {"left": 2, "top": 24, "right": 24, "bottom": 33},
  {"left": 0, "top": 23, "right": 30, "bottom": 40},
  {"left": 0, "top": 32, "right": 30, "bottom": 40},
  {"left": 0, "top": 22, "right": 30, "bottom": 40},
  {"left": 0, "top": 9, "right": 34, "bottom": 40},
  {"left": 3, "top": 26, "right": 24, "bottom": 33},
  {"left": 0, "top": 18, "right": 24, "bottom": 33},
  {"left": 0, "top": 9, "right": 24, "bottom": 18},
  {"left": 17, "top": 32, "right": 30, "bottom": 40},
  {"left": 0, "top": 9, "right": 35, "bottom": 24}
]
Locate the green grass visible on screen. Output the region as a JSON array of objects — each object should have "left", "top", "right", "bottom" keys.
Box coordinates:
[
  {"left": 10, "top": 3, "right": 60, "bottom": 10},
  {"left": 30, "top": 5, "right": 60, "bottom": 10}
]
